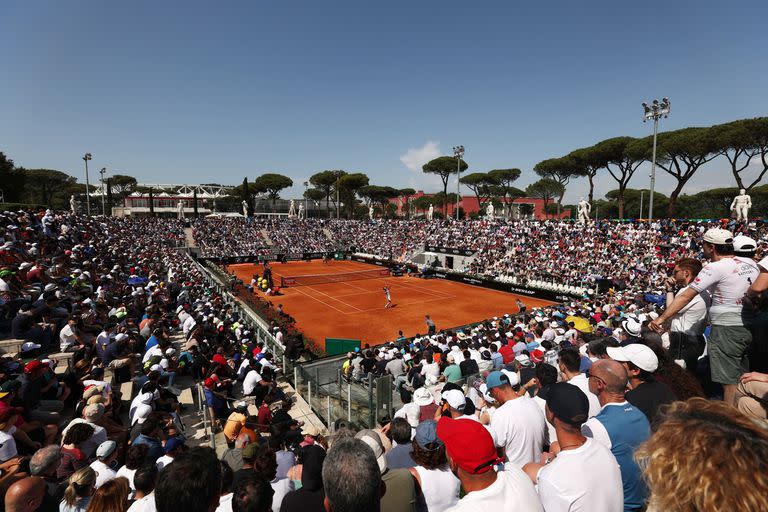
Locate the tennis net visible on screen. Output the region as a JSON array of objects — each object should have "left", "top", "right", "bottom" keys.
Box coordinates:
[{"left": 281, "top": 268, "right": 390, "bottom": 287}]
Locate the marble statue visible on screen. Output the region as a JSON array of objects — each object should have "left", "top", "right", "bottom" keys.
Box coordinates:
[
  {"left": 731, "top": 188, "right": 752, "bottom": 222},
  {"left": 298, "top": 202, "right": 305, "bottom": 220},
  {"left": 70, "top": 195, "right": 78, "bottom": 214},
  {"left": 577, "top": 197, "right": 591, "bottom": 224},
  {"left": 288, "top": 199, "right": 296, "bottom": 218},
  {"left": 369, "top": 205, "right": 374, "bottom": 220},
  {"left": 241, "top": 200, "right": 248, "bottom": 217},
  {"left": 486, "top": 203, "right": 494, "bottom": 219},
  {"left": 427, "top": 204, "right": 434, "bottom": 221}
]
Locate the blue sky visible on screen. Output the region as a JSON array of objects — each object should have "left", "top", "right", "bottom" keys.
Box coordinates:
[{"left": 3, "top": 1, "right": 767, "bottom": 203}]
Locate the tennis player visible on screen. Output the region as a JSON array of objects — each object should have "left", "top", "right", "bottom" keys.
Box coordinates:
[{"left": 383, "top": 285, "right": 392, "bottom": 308}]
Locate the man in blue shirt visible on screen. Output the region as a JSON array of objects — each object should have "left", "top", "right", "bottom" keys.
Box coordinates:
[{"left": 583, "top": 359, "right": 651, "bottom": 512}]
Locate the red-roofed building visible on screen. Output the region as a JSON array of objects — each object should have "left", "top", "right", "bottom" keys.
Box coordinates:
[{"left": 390, "top": 191, "right": 571, "bottom": 220}]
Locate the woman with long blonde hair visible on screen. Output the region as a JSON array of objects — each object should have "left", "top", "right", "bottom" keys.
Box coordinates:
[
  {"left": 636, "top": 398, "right": 768, "bottom": 511},
  {"left": 61, "top": 466, "right": 97, "bottom": 512}
]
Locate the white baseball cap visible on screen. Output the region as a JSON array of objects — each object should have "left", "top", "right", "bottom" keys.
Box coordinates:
[
  {"left": 607, "top": 344, "right": 659, "bottom": 372},
  {"left": 703, "top": 228, "right": 733, "bottom": 245},
  {"left": 733, "top": 235, "right": 757, "bottom": 253},
  {"left": 441, "top": 389, "right": 466, "bottom": 411}
]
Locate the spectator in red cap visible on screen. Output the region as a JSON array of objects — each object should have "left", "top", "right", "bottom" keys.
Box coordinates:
[
  {"left": 204, "top": 376, "right": 228, "bottom": 428},
  {"left": 20, "top": 360, "right": 64, "bottom": 424},
  {"left": 436, "top": 416, "right": 542, "bottom": 511},
  {"left": 523, "top": 382, "right": 623, "bottom": 512}
]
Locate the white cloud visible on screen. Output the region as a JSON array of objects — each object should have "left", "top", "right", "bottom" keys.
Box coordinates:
[{"left": 400, "top": 140, "right": 441, "bottom": 172}]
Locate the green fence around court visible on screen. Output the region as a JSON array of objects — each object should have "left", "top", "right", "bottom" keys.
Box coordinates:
[{"left": 325, "top": 338, "right": 361, "bottom": 356}]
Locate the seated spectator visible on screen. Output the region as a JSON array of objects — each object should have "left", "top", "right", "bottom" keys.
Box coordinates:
[
  {"left": 384, "top": 418, "right": 415, "bottom": 469},
  {"left": 127, "top": 464, "right": 159, "bottom": 512},
  {"left": 322, "top": 437, "right": 383, "bottom": 512},
  {"left": 355, "top": 429, "right": 416, "bottom": 512},
  {"left": 4, "top": 476, "right": 47, "bottom": 512},
  {"left": 636, "top": 398, "right": 768, "bottom": 512},
  {"left": 407, "top": 420, "right": 460, "bottom": 511},
  {"left": 87, "top": 476, "right": 129, "bottom": 512},
  {"left": 280, "top": 444, "right": 324, "bottom": 512},
  {"left": 89, "top": 440, "right": 118, "bottom": 488},
  {"left": 436, "top": 416, "right": 541, "bottom": 511},
  {"left": 57, "top": 423, "right": 95, "bottom": 480},
  {"left": 60, "top": 466, "right": 96, "bottom": 512},
  {"left": 232, "top": 473, "right": 274, "bottom": 512}
]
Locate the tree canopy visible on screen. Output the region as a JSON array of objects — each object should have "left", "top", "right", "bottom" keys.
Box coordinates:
[
  {"left": 310, "top": 170, "right": 346, "bottom": 217},
  {"left": 422, "top": 156, "right": 468, "bottom": 215},
  {"left": 525, "top": 178, "right": 565, "bottom": 217},
  {"left": 253, "top": 173, "right": 293, "bottom": 206},
  {"left": 533, "top": 156, "right": 585, "bottom": 215}
]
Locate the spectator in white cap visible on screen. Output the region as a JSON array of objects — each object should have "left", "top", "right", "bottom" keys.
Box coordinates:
[
  {"left": 90, "top": 440, "right": 118, "bottom": 488},
  {"left": 607, "top": 344, "right": 675, "bottom": 425},
  {"left": 485, "top": 370, "right": 546, "bottom": 468},
  {"left": 438, "top": 388, "right": 476, "bottom": 421},
  {"left": 651, "top": 227, "right": 759, "bottom": 406}
]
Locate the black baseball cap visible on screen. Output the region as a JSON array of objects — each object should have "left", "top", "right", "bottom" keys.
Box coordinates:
[{"left": 545, "top": 382, "right": 589, "bottom": 427}]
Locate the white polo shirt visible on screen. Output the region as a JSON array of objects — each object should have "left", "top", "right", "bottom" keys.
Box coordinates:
[
  {"left": 243, "top": 369, "right": 263, "bottom": 395},
  {"left": 669, "top": 285, "right": 710, "bottom": 335},
  {"left": 536, "top": 437, "right": 623, "bottom": 512},
  {"left": 446, "top": 466, "right": 543, "bottom": 512}
]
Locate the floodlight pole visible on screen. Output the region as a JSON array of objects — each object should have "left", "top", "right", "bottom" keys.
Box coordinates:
[
  {"left": 99, "top": 167, "right": 107, "bottom": 215},
  {"left": 82, "top": 153, "right": 92, "bottom": 216},
  {"left": 453, "top": 145, "right": 464, "bottom": 220},
  {"left": 642, "top": 98, "right": 670, "bottom": 221}
]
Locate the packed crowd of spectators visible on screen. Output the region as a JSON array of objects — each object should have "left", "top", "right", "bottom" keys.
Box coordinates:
[
  {"left": 3, "top": 210, "right": 768, "bottom": 512},
  {"left": 193, "top": 217, "right": 768, "bottom": 299}
]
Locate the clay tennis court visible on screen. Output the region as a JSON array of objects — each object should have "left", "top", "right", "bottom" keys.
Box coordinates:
[{"left": 227, "top": 260, "right": 555, "bottom": 349}]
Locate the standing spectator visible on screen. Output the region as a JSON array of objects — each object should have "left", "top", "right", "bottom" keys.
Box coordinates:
[
  {"left": 583, "top": 360, "right": 651, "bottom": 512},
  {"left": 524, "top": 382, "right": 623, "bottom": 512},
  {"left": 384, "top": 418, "right": 416, "bottom": 470},
  {"left": 232, "top": 474, "right": 275, "bottom": 512},
  {"left": 322, "top": 437, "right": 382, "bottom": 512},
  {"left": 251, "top": 447, "right": 292, "bottom": 512},
  {"left": 556, "top": 349, "right": 601, "bottom": 419},
  {"left": 127, "top": 464, "right": 159, "bottom": 512},
  {"left": 355, "top": 429, "right": 416, "bottom": 512},
  {"left": 650, "top": 228, "right": 759, "bottom": 406},
  {"left": 280, "top": 445, "right": 325, "bottom": 512},
  {"left": 155, "top": 447, "right": 222, "bottom": 512},
  {"left": 607, "top": 344, "right": 675, "bottom": 426},
  {"left": 407, "top": 420, "right": 460, "bottom": 512},
  {"left": 662, "top": 258, "right": 709, "bottom": 372},
  {"left": 436, "top": 416, "right": 542, "bottom": 511},
  {"left": 485, "top": 371, "right": 546, "bottom": 467},
  {"left": 425, "top": 315, "right": 436, "bottom": 336},
  {"left": 636, "top": 398, "right": 768, "bottom": 512}
]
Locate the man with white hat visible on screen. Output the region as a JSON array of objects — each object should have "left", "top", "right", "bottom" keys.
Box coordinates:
[
  {"left": 650, "top": 227, "right": 759, "bottom": 406},
  {"left": 607, "top": 344, "right": 675, "bottom": 425}
]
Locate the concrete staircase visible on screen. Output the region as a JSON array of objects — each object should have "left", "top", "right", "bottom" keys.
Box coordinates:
[
  {"left": 261, "top": 229, "right": 274, "bottom": 246},
  {"left": 183, "top": 227, "right": 197, "bottom": 248}
]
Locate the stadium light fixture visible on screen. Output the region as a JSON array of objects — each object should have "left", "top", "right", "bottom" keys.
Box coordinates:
[
  {"left": 453, "top": 145, "right": 465, "bottom": 220},
  {"left": 99, "top": 167, "right": 107, "bottom": 216},
  {"left": 82, "top": 152, "right": 92, "bottom": 216},
  {"left": 303, "top": 181, "right": 309, "bottom": 219},
  {"left": 641, "top": 97, "right": 670, "bottom": 220}
]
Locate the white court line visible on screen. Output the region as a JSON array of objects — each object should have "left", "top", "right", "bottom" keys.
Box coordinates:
[
  {"left": 305, "top": 284, "right": 364, "bottom": 312},
  {"left": 292, "top": 287, "right": 352, "bottom": 315},
  {"left": 381, "top": 277, "right": 455, "bottom": 299},
  {"left": 351, "top": 294, "right": 457, "bottom": 313}
]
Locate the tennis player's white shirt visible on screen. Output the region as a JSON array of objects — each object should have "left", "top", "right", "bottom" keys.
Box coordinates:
[
  {"left": 445, "top": 465, "right": 543, "bottom": 512},
  {"left": 689, "top": 256, "right": 759, "bottom": 325},
  {"left": 567, "top": 373, "right": 601, "bottom": 419},
  {"left": 536, "top": 438, "right": 623, "bottom": 512},
  {"left": 489, "top": 395, "right": 546, "bottom": 468}
]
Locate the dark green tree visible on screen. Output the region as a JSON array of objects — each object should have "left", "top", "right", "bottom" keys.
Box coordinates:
[
  {"left": 22, "top": 169, "right": 77, "bottom": 207},
  {"left": 525, "top": 178, "right": 565, "bottom": 218},
  {"left": 310, "top": 170, "right": 347, "bottom": 217},
  {"left": 711, "top": 117, "right": 768, "bottom": 190},
  {"left": 397, "top": 188, "right": 416, "bottom": 218},
  {"left": 631, "top": 127, "right": 719, "bottom": 217},
  {"left": 566, "top": 147, "right": 603, "bottom": 204},
  {"left": 0, "top": 152, "right": 26, "bottom": 203},
  {"left": 253, "top": 173, "right": 294, "bottom": 208},
  {"left": 148, "top": 187, "right": 155, "bottom": 216},
  {"left": 337, "top": 173, "right": 369, "bottom": 218},
  {"left": 422, "top": 156, "right": 468, "bottom": 215},
  {"left": 533, "top": 156, "right": 586, "bottom": 215},
  {"left": 590, "top": 136, "right": 643, "bottom": 219},
  {"left": 460, "top": 172, "right": 498, "bottom": 208},
  {"left": 487, "top": 169, "right": 522, "bottom": 213},
  {"left": 240, "top": 177, "right": 251, "bottom": 216},
  {"left": 193, "top": 188, "right": 199, "bottom": 217}
]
